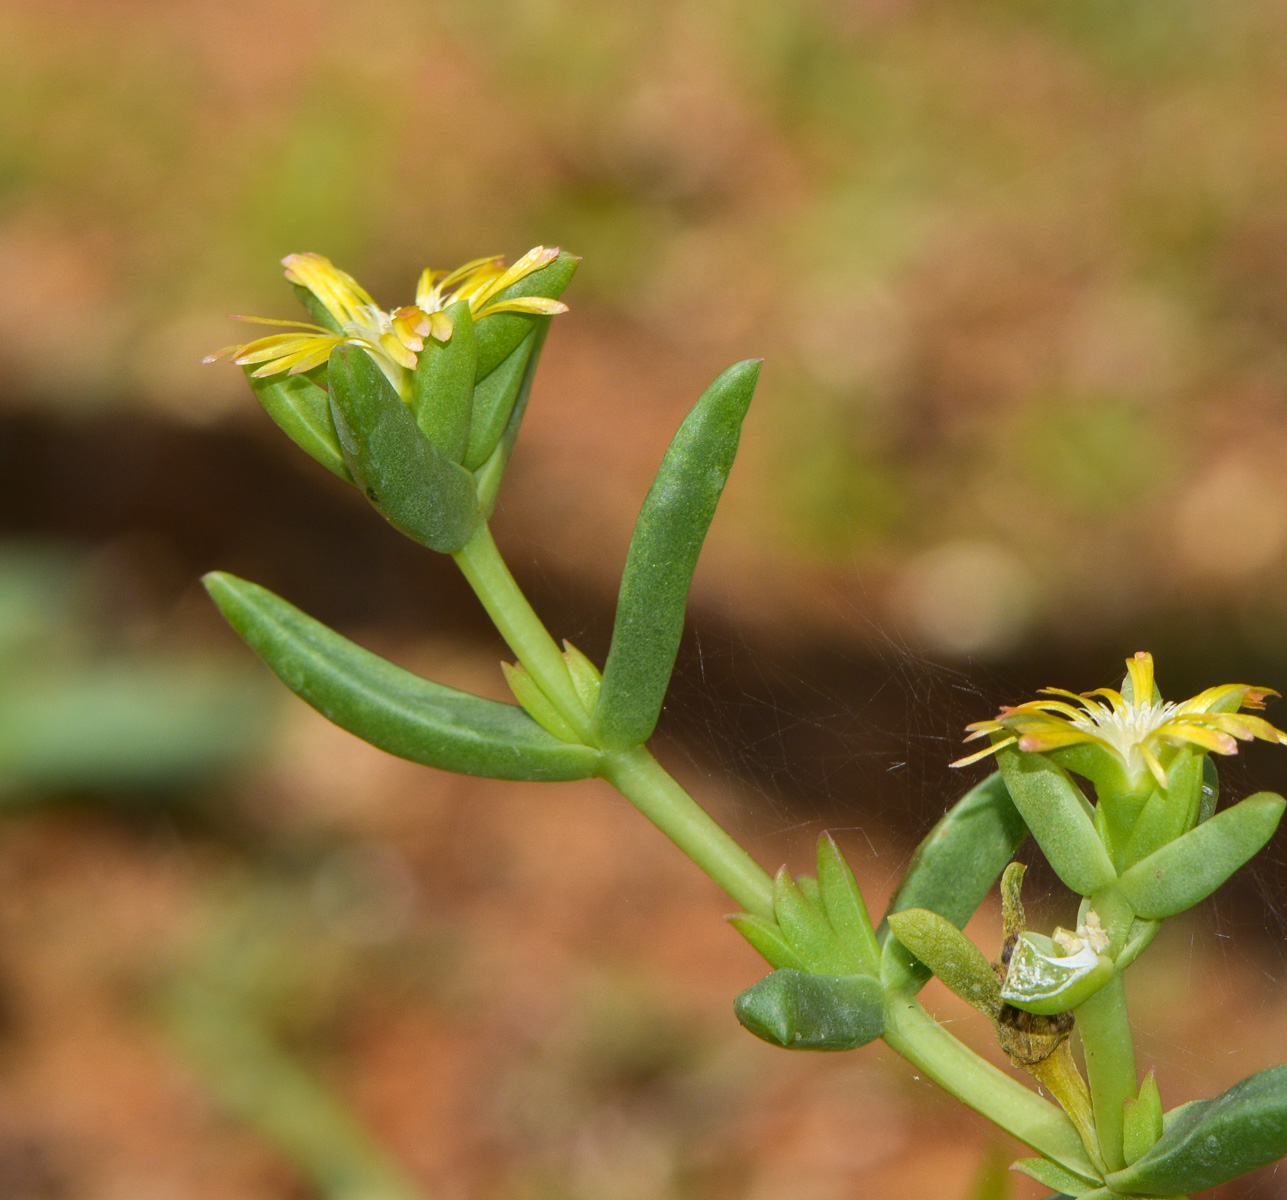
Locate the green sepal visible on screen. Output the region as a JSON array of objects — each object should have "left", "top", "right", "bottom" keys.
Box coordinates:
[
  {"left": 1123, "top": 1071, "right": 1164, "bottom": 1166},
  {"left": 733, "top": 969, "right": 884, "bottom": 1051},
  {"left": 245, "top": 367, "right": 352, "bottom": 481},
  {"left": 773, "top": 866, "right": 851, "bottom": 975},
  {"left": 1114, "top": 791, "right": 1285, "bottom": 919},
  {"left": 291, "top": 283, "right": 342, "bottom": 333},
  {"left": 328, "top": 345, "right": 481, "bottom": 553},
  {"left": 886, "top": 908, "right": 1000, "bottom": 1015},
  {"left": 472, "top": 323, "right": 551, "bottom": 516},
  {"left": 501, "top": 661, "right": 579, "bottom": 742},
  {"left": 1107, "top": 1064, "right": 1287, "bottom": 1196},
  {"left": 464, "top": 329, "right": 535, "bottom": 471},
  {"left": 1000, "top": 933, "right": 1113, "bottom": 1016},
  {"left": 411, "top": 299, "right": 475, "bottom": 463},
  {"left": 561, "top": 641, "right": 602, "bottom": 712},
  {"left": 1120, "top": 747, "right": 1204, "bottom": 869},
  {"left": 1010, "top": 1157, "right": 1102, "bottom": 1197},
  {"left": 203, "top": 572, "right": 601, "bottom": 782},
  {"left": 473, "top": 251, "right": 578, "bottom": 378},
  {"left": 727, "top": 913, "right": 807, "bottom": 971},
  {"left": 816, "top": 833, "right": 881, "bottom": 975},
  {"left": 878, "top": 772, "right": 1028, "bottom": 993},
  {"left": 996, "top": 747, "right": 1117, "bottom": 897},
  {"left": 593, "top": 359, "right": 762, "bottom": 751}
]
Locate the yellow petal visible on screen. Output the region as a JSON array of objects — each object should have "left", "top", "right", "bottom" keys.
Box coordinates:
[
  {"left": 479, "top": 296, "right": 569, "bottom": 317},
  {"left": 281, "top": 252, "right": 378, "bottom": 329},
  {"left": 1126, "top": 651, "right": 1155, "bottom": 704},
  {"left": 950, "top": 736, "right": 1018, "bottom": 768}
]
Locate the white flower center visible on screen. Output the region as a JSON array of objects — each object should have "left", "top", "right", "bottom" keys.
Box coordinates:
[{"left": 1066, "top": 698, "right": 1181, "bottom": 774}]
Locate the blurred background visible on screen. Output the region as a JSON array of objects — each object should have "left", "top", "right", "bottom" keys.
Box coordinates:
[{"left": 4, "top": 1, "right": 1287, "bottom": 1196}]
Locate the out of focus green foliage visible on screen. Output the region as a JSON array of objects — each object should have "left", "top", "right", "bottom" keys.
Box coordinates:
[{"left": 0, "top": 542, "right": 269, "bottom": 799}]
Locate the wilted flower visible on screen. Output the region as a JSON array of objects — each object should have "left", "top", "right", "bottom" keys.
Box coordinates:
[
  {"left": 952, "top": 650, "right": 1287, "bottom": 787},
  {"left": 205, "top": 247, "right": 568, "bottom": 396}
]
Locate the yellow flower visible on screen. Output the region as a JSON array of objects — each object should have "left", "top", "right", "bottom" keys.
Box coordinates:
[
  {"left": 951, "top": 651, "right": 1287, "bottom": 787},
  {"left": 205, "top": 247, "right": 568, "bottom": 396}
]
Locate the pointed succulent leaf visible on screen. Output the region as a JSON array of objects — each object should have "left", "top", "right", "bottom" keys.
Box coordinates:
[
  {"left": 727, "top": 914, "right": 807, "bottom": 972},
  {"left": 734, "top": 969, "right": 884, "bottom": 1051},
  {"left": 474, "top": 251, "right": 578, "bottom": 377},
  {"left": 1000, "top": 933, "right": 1113, "bottom": 1016},
  {"left": 411, "top": 299, "right": 475, "bottom": 463},
  {"left": 1123, "top": 1071, "right": 1165, "bottom": 1166},
  {"left": 1115, "top": 792, "right": 1285, "bottom": 919},
  {"left": 1011, "top": 1158, "right": 1102, "bottom": 1197},
  {"left": 816, "top": 833, "right": 881, "bottom": 975},
  {"left": 472, "top": 323, "right": 551, "bottom": 516},
  {"left": 879, "top": 772, "right": 1028, "bottom": 992},
  {"left": 996, "top": 747, "right": 1117, "bottom": 897},
  {"left": 465, "top": 329, "right": 535, "bottom": 470},
  {"left": 561, "top": 641, "right": 602, "bottom": 712},
  {"left": 327, "top": 345, "right": 481, "bottom": 553},
  {"left": 204, "top": 572, "right": 600, "bottom": 781},
  {"left": 501, "top": 661, "right": 579, "bottom": 742},
  {"left": 795, "top": 873, "right": 823, "bottom": 910},
  {"left": 593, "top": 360, "right": 762, "bottom": 751},
  {"left": 886, "top": 909, "right": 1001, "bottom": 1015},
  {"left": 246, "top": 368, "right": 352, "bottom": 481},
  {"left": 773, "top": 866, "right": 850, "bottom": 975},
  {"left": 1107, "top": 1064, "right": 1287, "bottom": 1196}
]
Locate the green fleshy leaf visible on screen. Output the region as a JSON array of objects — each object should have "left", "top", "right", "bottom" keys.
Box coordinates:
[
  {"left": 885, "top": 772, "right": 1029, "bottom": 928},
  {"left": 411, "top": 299, "right": 475, "bottom": 463},
  {"left": 1114, "top": 791, "right": 1285, "bottom": 919},
  {"left": 1108, "top": 1064, "right": 1287, "bottom": 1196},
  {"left": 886, "top": 909, "right": 1000, "bottom": 1015},
  {"left": 1011, "top": 1158, "right": 1102, "bottom": 1197},
  {"left": 996, "top": 747, "right": 1117, "bottom": 897},
  {"left": 246, "top": 368, "right": 352, "bottom": 481},
  {"left": 204, "top": 572, "right": 600, "bottom": 782},
  {"left": 816, "top": 833, "right": 881, "bottom": 975},
  {"left": 561, "top": 641, "right": 602, "bottom": 712},
  {"left": 593, "top": 360, "right": 761, "bottom": 751},
  {"left": 733, "top": 969, "right": 884, "bottom": 1051},
  {"left": 328, "top": 345, "right": 481, "bottom": 553},
  {"left": 464, "top": 329, "right": 535, "bottom": 471},
  {"left": 501, "top": 661, "right": 579, "bottom": 742},
  {"left": 773, "top": 867, "right": 850, "bottom": 975},
  {"left": 795, "top": 873, "right": 823, "bottom": 910},
  {"left": 472, "top": 322, "right": 550, "bottom": 516},
  {"left": 473, "top": 251, "right": 578, "bottom": 378},
  {"left": 1123, "top": 1071, "right": 1164, "bottom": 1166},
  {"left": 878, "top": 772, "right": 1028, "bottom": 993},
  {"left": 727, "top": 913, "right": 807, "bottom": 972}
]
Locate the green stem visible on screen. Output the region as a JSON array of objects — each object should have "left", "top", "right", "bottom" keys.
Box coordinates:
[
  {"left": 453, "top": 522, "right": 587, "bottom": 735},
  {"left": 603, "top": 745, "right": 775, "bottom": 919},
  {"left": 882, "top": 993, "right": 1098, "bottom": 1180},
  {"left": 1076, "top": 973, "right": 1136, "bottom": 1173},
  {"left": 452, "top": 520, "right": 1094, "bottom": 1171}
]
